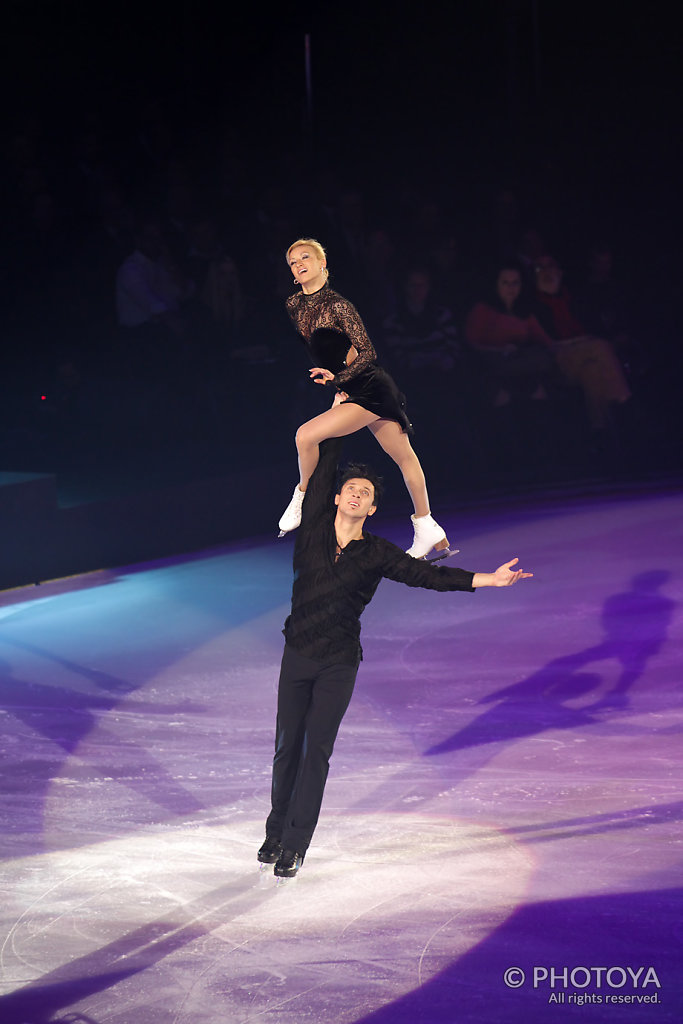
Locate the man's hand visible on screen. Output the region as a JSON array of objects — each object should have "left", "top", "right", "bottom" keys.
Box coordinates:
[
  {"left": 309, "top": 367, "right": 335, "bottom": 385},
  {"left": 493, "top": 557, "right": 533, "bottom": 585},
  {"left": 472, "top": 558, "right": 533, "bottom": 588}
]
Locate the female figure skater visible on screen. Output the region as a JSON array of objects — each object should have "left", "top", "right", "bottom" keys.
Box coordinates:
[{"left": 278, "top": 237, "right": 451, "bottom": 560}]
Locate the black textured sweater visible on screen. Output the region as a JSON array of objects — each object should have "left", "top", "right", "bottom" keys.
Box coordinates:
[{"left": 283, "top": 439, "right": 475, "bottom": 665}]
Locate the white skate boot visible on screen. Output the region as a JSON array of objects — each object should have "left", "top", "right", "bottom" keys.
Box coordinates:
[
  {"left": 406, "top": 513, "right": 451, "bottom": 560},
  {"left": 278, "top": 485, "right": 305, "bottom": 537}
]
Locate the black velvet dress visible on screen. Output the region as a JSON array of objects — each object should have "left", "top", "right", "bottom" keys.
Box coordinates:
[{"left": 286, "top": 283, "right": 412, "bottom": 433}]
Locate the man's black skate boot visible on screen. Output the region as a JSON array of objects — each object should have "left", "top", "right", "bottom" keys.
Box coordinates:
[
  {"left": 257, "top": 836, "right": 283, "bottom": 864},
  {"left": 274, "top": 849, "right": 304, "bottom": 878}
]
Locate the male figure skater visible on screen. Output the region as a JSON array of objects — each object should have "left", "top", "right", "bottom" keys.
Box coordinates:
[{"left": 260, "top": 437, "right": 532, "bottom": 878}]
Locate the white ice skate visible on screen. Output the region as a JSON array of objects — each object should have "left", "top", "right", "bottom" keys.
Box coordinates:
[
  {"left": 406, "top": 513, "right": 454, "bottom": 561},
  {"left": 278, "top": 485, "right": 305, "bottom": 537}
]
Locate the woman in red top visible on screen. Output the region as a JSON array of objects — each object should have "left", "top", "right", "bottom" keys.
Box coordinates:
[
  {"left": 465, "top": 265, "right": 555, "bottom": 406},
  {"left": 277, "top": 238, "right": 451, "bottom": 561}
]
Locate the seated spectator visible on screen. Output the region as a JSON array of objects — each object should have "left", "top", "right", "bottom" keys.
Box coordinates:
[
  {"left": 573, "top": 245, "right": 628, "bottom": 338},
  {"left": 185, "top": 217, "right": 228, "bottom": 292},
  {"left": 573, "top": 244, "right": 646, "bottom": 379},
  {"left": 465, "top": 265, "right": 555, "bottom": 406},
  {"left": 201, "top": 254, "right": 245, "bottom": 338},
  {"left": 200, "top": 255, "right": 271, "bottom": 371},
  {"left": 382, "top": 268, "right": 459, "bottom": 372},
  {"left": 115, "top": 220, "right": 195, "bottom": 380},
  {"left": 116, "top": 220, "right": 194, "bottom": 334},
  {"left": 430, "top": 233, "right": 475, "bottom": 322},
  {"left": 363, "top": 227, "right": 397, "bottom": 329},
  {"left": 515, "top": 227, "right": 549, "bottom": 287},
  {"left": 533, "top": 255, "right": 631, "bottom": 432}
]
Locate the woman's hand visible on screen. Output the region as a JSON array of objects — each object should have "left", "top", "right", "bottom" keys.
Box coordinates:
[
  {"left": 332, "top": 390, "right": 349, "bottom": 407},
  {"left": 309, "top": 367, "right": 335, "bottom": 385}
]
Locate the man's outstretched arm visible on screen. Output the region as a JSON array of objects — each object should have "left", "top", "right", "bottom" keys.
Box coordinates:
[
  {"left": 472, "top": 558, "right": 533, "bottom": 587},
  {"left": 379, "top": 544, "right": 532, "bottom": 593}
]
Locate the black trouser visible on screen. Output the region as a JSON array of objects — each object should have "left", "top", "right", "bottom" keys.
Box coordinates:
[{"left": 265, "top": 644, "right": 360, "bottom": 855}]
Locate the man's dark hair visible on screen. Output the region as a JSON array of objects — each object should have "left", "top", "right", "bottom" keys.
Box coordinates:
[{"left": 336, "top": 462, "right": 384, "bottom": 507}]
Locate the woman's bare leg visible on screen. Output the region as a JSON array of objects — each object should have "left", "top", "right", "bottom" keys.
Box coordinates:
[
  {"left": 368, "top": 418, "right": 449, "bottom": 554},
  {"left": 295, "top": 403, "right": 379, "bottom": 490},
  {"left": 367, "top": 419, "right": 430, "bottom": 515}
]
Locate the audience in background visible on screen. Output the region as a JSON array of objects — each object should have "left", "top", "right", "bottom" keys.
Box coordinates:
[
  {"left": 0, "top": 105, "right": 675, "bottom": 485},
  {"left": 116, "top": 221, "right": 194, "bottom": 336},
  {"left": 200, "top": 255, "right": 245, "bottom": 340},
  {"left": 383, "top": 268, "right": 459, "bottom": 373},
  {"left": 465, "top": 265, "right": 555, "bottom": 407},
  {"left": 532, "top": 255, "right": 631, "bottom": 435},
  {"left": 573, "top": 244, "right": 647, "bottom": 380}
]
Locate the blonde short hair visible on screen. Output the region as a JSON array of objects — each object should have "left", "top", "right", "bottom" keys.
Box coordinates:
[{"left": 286, "top": 237, "right": 327, "bottom": 266}]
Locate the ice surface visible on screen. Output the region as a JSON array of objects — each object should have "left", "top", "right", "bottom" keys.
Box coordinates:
[{"left": 0, "top": 486, "right": 681, "bottom": 1022}]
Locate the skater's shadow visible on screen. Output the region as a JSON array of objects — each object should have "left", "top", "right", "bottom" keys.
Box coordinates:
[
  {"left": 425, "top": 569, "right": 675, "bottom": 756},
  {"left": 0, "top": 656, "right": 208, "bottom": 850},
  {"left": 0, "top": 872, "right": 273, "bottom": 1023}
]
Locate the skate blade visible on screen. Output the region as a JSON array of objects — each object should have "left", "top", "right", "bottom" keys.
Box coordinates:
[
  {"left": 424, "top": 547, "right": 460, "bottom": 564},
  {"left": 277, "top": 530, "right": 286, "bottom": 538},
  {"left": 275, "top": 873, "right": 299, "bottom": 886}
]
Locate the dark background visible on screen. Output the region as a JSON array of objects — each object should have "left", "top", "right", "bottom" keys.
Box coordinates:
[
  {"left": 1, "top": 1, "right": 681, "bottom": 531},
  {"left": 5, "top": 1, "right": 679, "bottom": 188}
]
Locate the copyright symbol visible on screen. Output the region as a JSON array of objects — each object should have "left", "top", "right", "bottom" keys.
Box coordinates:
[{"left": 504, "top": 967, "right": 525, "bottom": 988}]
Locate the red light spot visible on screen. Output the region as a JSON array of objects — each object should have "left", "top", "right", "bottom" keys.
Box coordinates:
[{"left": 41, "top": 395, "right": 47, "bottom": 401}]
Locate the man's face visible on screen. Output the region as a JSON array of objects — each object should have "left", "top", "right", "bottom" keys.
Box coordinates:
[{"left": 335, "top": 478, "right": 376, "bottom": 519}]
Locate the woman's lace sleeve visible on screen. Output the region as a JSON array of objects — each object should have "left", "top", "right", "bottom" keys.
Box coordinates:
[
  {"left": 331, "top": 296, "right": 377, "bottom": 384},
  {"left": 285, "top": 293, "right": 300, "bottom": 330},
  {"left": 285, "top": 294, "right": 312, "bottom": 359}
]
